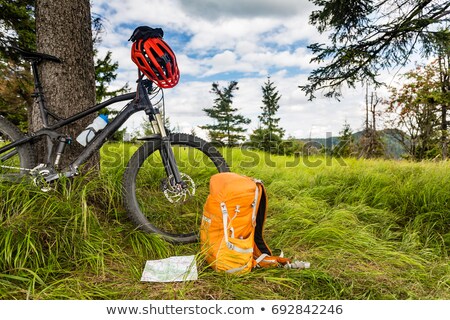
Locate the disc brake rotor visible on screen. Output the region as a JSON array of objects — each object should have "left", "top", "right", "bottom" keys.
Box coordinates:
[{"left": 161, "top": 173, "right": 196, "bottom": 203}]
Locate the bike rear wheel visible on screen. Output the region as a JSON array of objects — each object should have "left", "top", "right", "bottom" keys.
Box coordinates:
[
  {"left": 122, "top": 133, "right": 229, "bottom": 243},
  {"left": 0, "top": 116, "right": 35, "bottom": 181}
]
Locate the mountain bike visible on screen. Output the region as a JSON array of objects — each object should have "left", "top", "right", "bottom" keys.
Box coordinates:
[{"left": 0, "top": 46, "right": 229, "bottom": 243}]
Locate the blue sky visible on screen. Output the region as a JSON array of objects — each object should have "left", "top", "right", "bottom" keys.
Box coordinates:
[{"left": 91, "top": 0, "right": 397, "bottom": 139}]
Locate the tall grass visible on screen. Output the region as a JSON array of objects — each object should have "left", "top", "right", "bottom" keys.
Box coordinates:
[{"left": 0, "top": 144, "right": 448, "bottom": 299}]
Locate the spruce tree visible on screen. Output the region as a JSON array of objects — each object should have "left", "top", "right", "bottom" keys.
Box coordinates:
[
  {"left": 201, "top": 81, "right": 250, "bottom": 146},
  {"left": 334, "top": 121, "right": 356, "bottom": 158},
  {"left": 259, "top": 77, "right": 284, "bottom": 138},
  {"left": 95, "top": 50, "right": 129, "bottom": 103},
  {"left": 33, "top": 0, "right": 96, "bottom": 167},
  {"left": 302, "top": 0, "right": 450, "bottom": 100},
  {"left": 0, "top": 2, "right": 126, "bottom": 132},
  {"left": 250, "top": 77, "right": 285, "bottom": 153}
]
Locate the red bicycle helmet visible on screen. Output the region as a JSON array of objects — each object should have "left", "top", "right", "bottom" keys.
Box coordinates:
[{"left": 131, "top": 37, "right": 180, "bottom": 88}]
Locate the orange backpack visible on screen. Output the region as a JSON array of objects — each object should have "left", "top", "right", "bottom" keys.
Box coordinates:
[{"left": 200, "top": 172, "right": 290, "bottom": 273}]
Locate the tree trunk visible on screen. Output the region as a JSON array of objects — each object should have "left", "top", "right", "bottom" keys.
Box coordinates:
[
  {"left": 441, "top": 103, "right": 448, "bottom": 160},
  {"left": 31, "top": 0, "right": 97, "bottom": 171},
  {"left": 439, "top": 54, "right": 449, "bottom": 160}
]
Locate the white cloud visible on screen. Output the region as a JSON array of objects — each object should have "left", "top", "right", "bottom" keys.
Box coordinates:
[
  {"left": 92, "top": 0, "right": 190, "bottom": 30},
  {"left": 176, "top": 54, "right": 207, "bottom": 77},
  {"left": 178, "top": 0, "right": 312, "bottom": 19},
  {"left": 91, "top": 0, "right": 399, "bottom": 139}
]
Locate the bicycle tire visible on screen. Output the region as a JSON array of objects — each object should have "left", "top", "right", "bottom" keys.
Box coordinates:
[
  {"left": 122, "top": 133, "right": 229, "bottom": 243},
  {"left": 0, "top": 116, "right": 36, "bottom": 181}
]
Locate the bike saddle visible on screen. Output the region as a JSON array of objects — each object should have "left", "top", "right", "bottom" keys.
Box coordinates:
[{"left": 10, "top": 46, "right": 62, "bottom": 63}]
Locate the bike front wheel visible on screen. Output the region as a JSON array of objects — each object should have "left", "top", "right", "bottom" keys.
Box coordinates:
[{"left": 122, "top": 133, "right": 229, "bottom": 243}]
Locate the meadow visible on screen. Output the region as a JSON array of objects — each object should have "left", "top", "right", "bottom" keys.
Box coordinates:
[{"left": 0, "top": 143, "right": 449, "bottom": 299}]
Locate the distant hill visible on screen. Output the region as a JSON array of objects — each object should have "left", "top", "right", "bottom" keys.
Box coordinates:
[{"left": 298, "top": 129, "right": 408, "bottom": 159}]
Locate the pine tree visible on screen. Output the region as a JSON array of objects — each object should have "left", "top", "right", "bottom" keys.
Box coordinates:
[
  {"left": 200, "top": 81, "right": 250, "bottom": 146},
  {"left": 259, "top": 76, "right": 284, "bottom": 138},
  {"left": 0, "top": 2, "right": 127, "bottom": 132},
  {"left": 32, "top": 0, "right": 96, "bottom": 167},
  {"left": 0, "top": 0, "right": 35, "bottom": 131},
  {"left": 250, "top": 77, "right": 285, "bottom": 153},
  {"left": 302, "top": 0, "right": 450, "bottom": 100},
  {"left": 334, "top": 121, "right": 356, "bottom": 158}
]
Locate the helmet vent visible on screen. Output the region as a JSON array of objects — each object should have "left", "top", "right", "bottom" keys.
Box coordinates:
[{"left": 130, "top": 37, "right": 180, "bottom": 88}]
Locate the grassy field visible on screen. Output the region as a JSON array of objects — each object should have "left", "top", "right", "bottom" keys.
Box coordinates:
[{"left": 0, "top": 143, "right": 449, "bottom": 299}]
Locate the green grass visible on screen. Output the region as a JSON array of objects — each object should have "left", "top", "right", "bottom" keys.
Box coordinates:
[{"left": 0, "top": 143, "right": 449, "bottom": 299}]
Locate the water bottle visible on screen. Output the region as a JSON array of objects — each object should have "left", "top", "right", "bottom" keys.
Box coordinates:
[
  {"left": 76, "top": 114, "right": 108, "bottom": 146},
  {"left": 284, "top": 260, "right": 311, "bottom": 269}
]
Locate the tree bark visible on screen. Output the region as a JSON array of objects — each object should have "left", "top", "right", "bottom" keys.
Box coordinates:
[
  {"left": 31, "top": 0, "right": 97, "bottom": 171},
  {"left": 439, "top": 54, "right": 449, "bottom": 160}
]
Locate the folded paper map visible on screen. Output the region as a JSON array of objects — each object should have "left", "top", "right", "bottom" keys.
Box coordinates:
[{"left": 141, "top": 255, "right": 198, "bottom": 282}]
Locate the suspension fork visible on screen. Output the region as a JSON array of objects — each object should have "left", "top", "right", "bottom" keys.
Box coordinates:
[
  {"left": 150, "top": 110, "right": 183, "bottom": 186},
  {"left": 138, "top": 79, "right": 183, "bottom": 187}
]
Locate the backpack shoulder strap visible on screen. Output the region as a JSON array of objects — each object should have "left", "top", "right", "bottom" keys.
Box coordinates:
[
  {"left": 252, "top": 181, "right": 291, "bottom": 268},
  {"left": 253, "top": 181, "right": 272, "bottom": 257}
]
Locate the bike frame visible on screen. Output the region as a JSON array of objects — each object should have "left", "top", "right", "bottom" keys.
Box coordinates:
[{"left": 1, "top": 77, "right": 183, "bottom": 184}]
